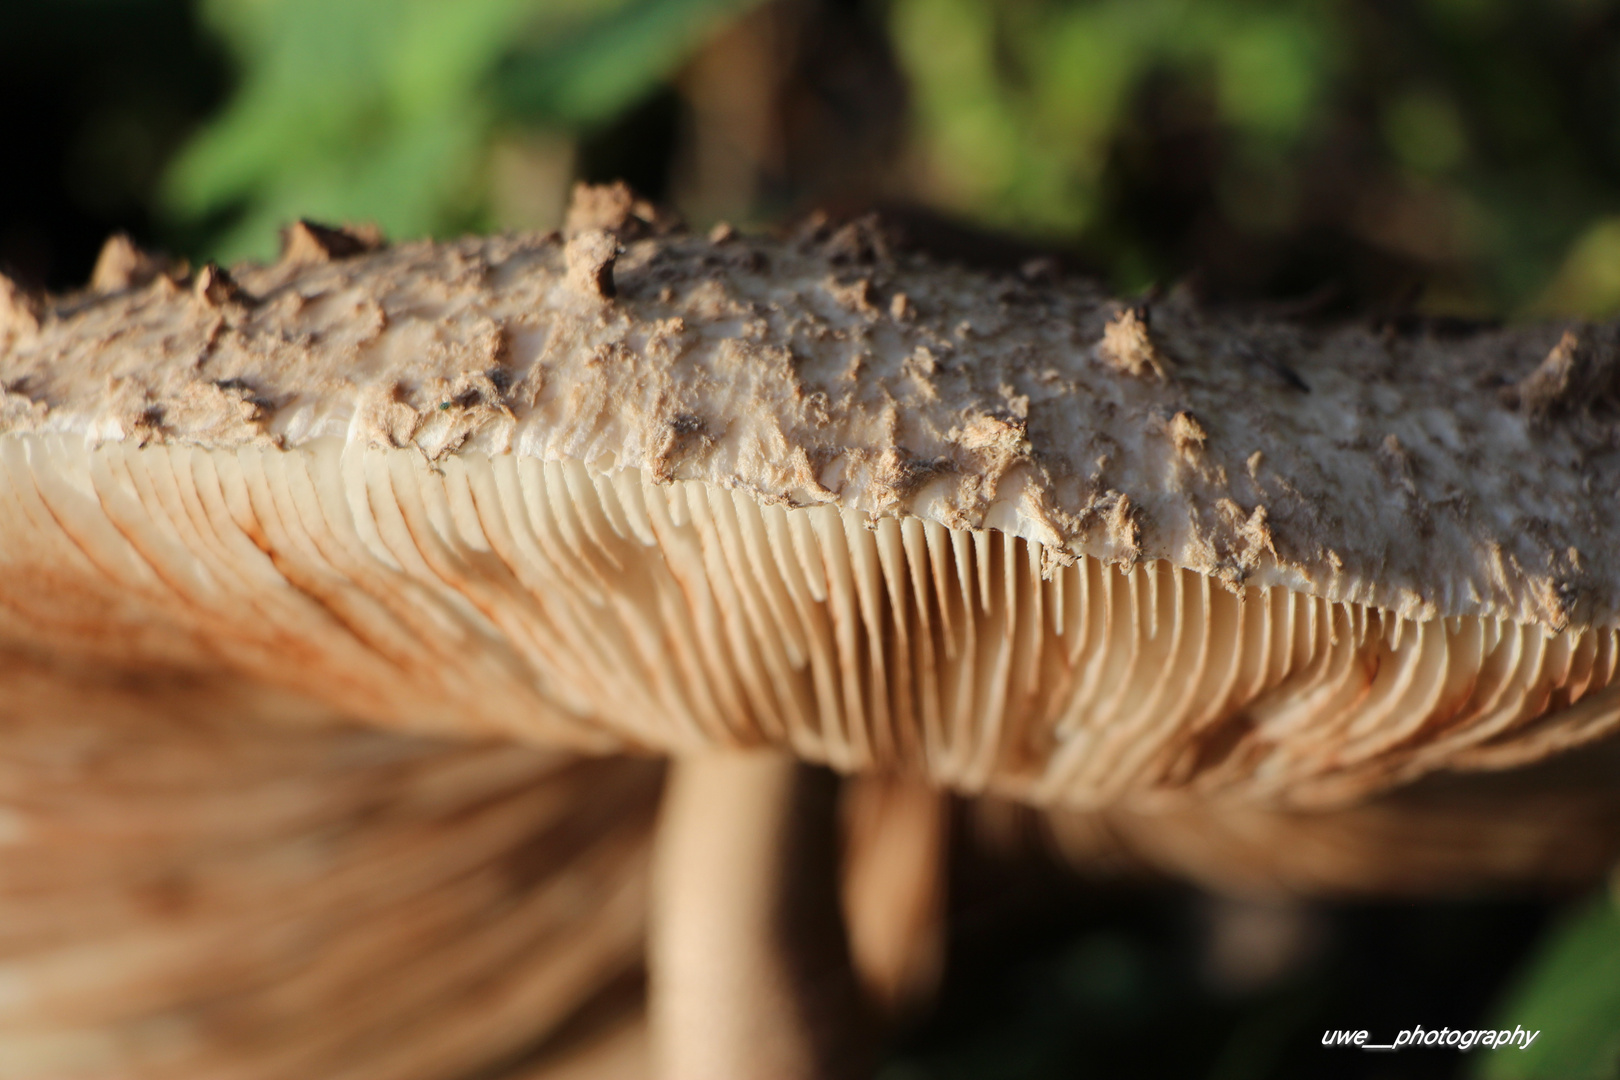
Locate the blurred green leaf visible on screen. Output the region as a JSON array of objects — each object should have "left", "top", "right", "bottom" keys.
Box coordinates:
[
  {"left": 1475, "top": 891, "right": 1620, "bottom": 1080},
  {"left": 1208, "top": 11, "right": 1324, "bottom": 140},
  {"left": 1531, "top": 215, "right": 1620, "bottom": 317},
  {"left": 1385, "top": 90, "right": 1469, "bottom": 176},
  {"left": 884, "top": 0, "right": 1620, "bottom": 308},
  {"left": 889, "top": 0, "right": 1338, "bottom": 275},
  {"left": 496, "top": 0, "right": 760, "bottom": 125},
  {"left": 159, "top": 0, "right": 1620, "bottom": 311},
  {"left": 165, "top": 0, "right": 761, "bottom": 262}
]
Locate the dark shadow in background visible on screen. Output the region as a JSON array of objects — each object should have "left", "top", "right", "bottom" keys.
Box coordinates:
[
  {"left": 0, "top": 0, "right": 227, "bottom": 290},
  {"left": 906, "top": 820, "right": 1553, "bottom": 1080}
]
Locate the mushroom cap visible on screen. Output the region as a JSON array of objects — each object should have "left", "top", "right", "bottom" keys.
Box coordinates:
[{"left": 4, "top": 214, "right": 1620, "bottom": 805}]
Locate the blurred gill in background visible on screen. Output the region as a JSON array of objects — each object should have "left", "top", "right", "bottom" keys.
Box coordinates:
[{"left": 11, "top": 0, "right": 1620, "bottom": 317}]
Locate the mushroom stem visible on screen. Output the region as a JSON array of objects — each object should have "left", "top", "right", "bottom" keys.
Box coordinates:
[{"left": 650, "top": 749, "right": 868, "bottom": 1080}]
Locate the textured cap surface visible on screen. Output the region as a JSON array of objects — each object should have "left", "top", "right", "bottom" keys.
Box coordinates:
[{"left": 3, "top": 225, "right": 1614, "bottom": 629}]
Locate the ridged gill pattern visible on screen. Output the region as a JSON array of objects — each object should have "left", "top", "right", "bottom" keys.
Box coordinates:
[{"left": 3, "top": 435, "right": 1618, "bottom": 806}]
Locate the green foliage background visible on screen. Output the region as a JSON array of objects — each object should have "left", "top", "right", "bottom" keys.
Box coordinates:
[
  {"left": 1478, "top": 889, "right": 1620, "bottom": 1080},
  {"left": 890, "top": 0, "right": 1620, "bottom": 314},
  {"left": 162, "top": 0, "right": 1620, "bottom": 319},
  {"left": 165, "top": 0, "right": 762, "bottom": 261}
]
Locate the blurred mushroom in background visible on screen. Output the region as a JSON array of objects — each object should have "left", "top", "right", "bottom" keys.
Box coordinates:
[{"left": 0, "top": 645, "right": 660, "bottom": 1080}]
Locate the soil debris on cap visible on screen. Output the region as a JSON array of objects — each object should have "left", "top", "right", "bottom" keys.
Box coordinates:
[
  {"left": 564, "top": 179, "right": 680, "bottom": 239},
  {"left": 0, "top": 273, "right": 42, "bottom": 339},
  {"left": 1500, "top": 326, "right": 1620, "bottom": 424},
  {"left": 1168, "top": 410, "right": 1207, "bottom": 457},
  {"left": 280, "top": 219, "right": 386, "bottom": 267},
  {"left": 566, "top": 230, "right": 620, "bottom": 300},
  {"left": 193, "top": 263, "right": 251, "bottom": 308},
  {"left": 1099, "top": 306, "right": 1169, "bottom": 380},
  {"left": 91, "top": 233, "right": 180, "bottom": 293}
]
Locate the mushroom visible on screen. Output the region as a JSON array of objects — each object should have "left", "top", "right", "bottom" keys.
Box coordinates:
[
  {"left": 6, "top": 188, "right": 1620, "bottom": 1077},
  {"left": 0, "top": 641, "right": 661, "bottom": 1080},
  {"left": 1016, "top": 736, "right": 1620, "bottom": 898}
]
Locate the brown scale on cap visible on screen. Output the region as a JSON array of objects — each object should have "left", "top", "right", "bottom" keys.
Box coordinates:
[
  {"left": 565, "top": 179, "right": 682, "bottom": 240},
  {"left": 0, "top": 273, "right": 41, "bottom": 342},
  {"left": 89, "top": 233, "right": 181, "bottom": 293},
  {"left": 192, "top": 263, "right": 249, "bottom": 308},
  {"left": 278, "top": 219, "right": 386, "bottom": 267},
  {"left": 1500, "top": 325, "right": 1620, "bottom": 424},
  {"left": 566, "top": 228, "right": 620, "bottom": 300},
  {"left": 1098, "top": 306, "right": 1169, "bottom": 380}
]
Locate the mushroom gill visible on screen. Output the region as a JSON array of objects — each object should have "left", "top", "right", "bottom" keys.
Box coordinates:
[{"left": 3, "top": 438, "right": 1614, "bottom": 808}]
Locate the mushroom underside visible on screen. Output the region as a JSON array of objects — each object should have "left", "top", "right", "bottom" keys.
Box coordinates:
[
  {"left": 3, "top": 435, "right": 1617, "bottom": 809},
  {"left": 5, "top": 638, "right": 1619, "bottom": 1080},
  {"left": 0, "top": 647, "right": 658, "bottom": 1080}
]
